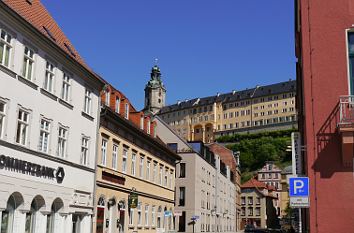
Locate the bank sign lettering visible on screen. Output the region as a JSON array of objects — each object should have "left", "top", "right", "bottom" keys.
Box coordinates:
[{"left": 0, "top": 154, "right": 65, "bottom": 183}]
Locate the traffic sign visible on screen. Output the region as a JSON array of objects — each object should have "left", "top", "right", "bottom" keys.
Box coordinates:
[
  {"left": 289, "top": 177, "right": 309, "bottom": 197},
  {"left": 191, "top": 215, "right": 199, "bottom": 221},
  {"left": 290, "top": 197, "right": 310, "bottom": 208}
]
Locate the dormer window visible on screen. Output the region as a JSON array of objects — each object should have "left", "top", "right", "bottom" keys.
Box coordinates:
[
  {"left": 115, "top": 97, "right": 120, "bottom": 113},
  {"left": 147, "top": 120, "right": 151, "bottom": 135},
  {"left": 105, "top": 90, "right": 110, "bottom": 106},
  {"left": 140, "top": 116, "right": 144, "bottom": 130}
]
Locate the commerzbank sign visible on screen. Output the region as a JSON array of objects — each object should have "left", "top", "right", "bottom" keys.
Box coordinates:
[{"left": 0, "top": 155, "right": 65, "bottom": 184}]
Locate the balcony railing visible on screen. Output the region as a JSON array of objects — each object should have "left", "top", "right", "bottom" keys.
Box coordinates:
[{"left": 339, "top": 96, "right": 354, "bottom": 125}]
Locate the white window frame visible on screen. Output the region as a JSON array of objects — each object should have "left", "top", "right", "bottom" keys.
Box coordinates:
[
  {"left": 81, "top": 136, "right": 90, "bottom": 165},
  {"left": 61, "top": 72, "right": 71, "bottom": 102},
  {"left": 151, "top": 206, "right": 156, "bottom": 226},
  {"left": 137, "top": 202, "right": 142, "bottom": 226},
  {"left": 153, "top": 163, "right": 157, "bottom": 183},
  {"left": 84, "top": 88, "right": 92, "bottom": 115},
  {"left": 22, "top": 46, "right": 34, "bottom": 80},
  {"left": 57, "top": 125, "right": 68, "bottom": 158},
  {"left": 122, "top": 147, "right": 128, "bottom": 173},
  {"left": 140, "top": 116, "right": 144, "bottom": 130},
  {"left": 112, "top": 144, "right": 118, "bottom": 170},
  {"left": 0, "top": 28, "right": 12, "bottom": 68},
  {"left": 164, "top": 168, "right": 168, "bottom": 187},
  {"left": 115, "top": 97, "right": 120, "bottom": 113},
  {"left": 146, "top": 160, "right": 151, "bottom": 181},
  {"left": 129, "top": 207, "right": 134, "bottom": 226},
  {"left": 139, "top": 156, "right": 144, "bottom": 178},
  {"left": 159, "top": 166, "right": 163, "bottom": 185},
  {"left": 144, "top": 205, "right": 149, "bottom": 227},
  {"left": 16, "top": 108, "right": 30, "bottom": 146},
  {"left": 131, "top": 151, "right": 136, "bottom": 176},
  {"left": 101, "top": 138, "right": 107, "bottom": 166},
  {"left": 105, "top": 90, "right": 110, "bottom": 106},
  {"left": 39, "top": 118, "right": 51, "bottom": 153},
  {"left": 44, "top": 61, "right": 55, "bottom": 93},
  {"left": 0, "top": 100, "right": 7, "bottom": 139}
]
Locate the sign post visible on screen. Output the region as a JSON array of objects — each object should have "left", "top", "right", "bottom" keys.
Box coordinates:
[{"left": 289, "top": 177, "right": 309, "bottom": 233}]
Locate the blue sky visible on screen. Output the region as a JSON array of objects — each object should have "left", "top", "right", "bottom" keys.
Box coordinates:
[{"left": 42, "top": 0, "right": 295, "bottom": 110}]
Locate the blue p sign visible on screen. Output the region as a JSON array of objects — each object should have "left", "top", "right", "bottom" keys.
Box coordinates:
[{"left": 289, "top": 177, "right": 309, "bottom": 197}]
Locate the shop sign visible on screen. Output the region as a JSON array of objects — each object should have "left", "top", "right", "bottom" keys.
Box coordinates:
[
  {"left": 128, "top": 193, "right": 138, "bottom": 209},
  {"left": 0, "top": 154, "right": 65, "bottom": 183}
]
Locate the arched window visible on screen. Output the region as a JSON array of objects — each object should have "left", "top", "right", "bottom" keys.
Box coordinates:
[
  {"left": 96, "top": 197, "right": 105, "bottom": 233},
  {"left": 46, "top": 198, "right": 63, "bottom": 233},
  {"left": 2, "top": 193, "right": 23, "bottom": 233},
  {"left": 25, "top": 196, "right": 45, "bottom": 233}
]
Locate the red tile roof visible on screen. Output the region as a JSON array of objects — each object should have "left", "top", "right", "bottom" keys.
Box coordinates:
[
  {"left": 241, "top": 178, "right": 267, "bottom": 189},
  {"left": 2, "top": 0, "right": 96, "bottom": 77}
]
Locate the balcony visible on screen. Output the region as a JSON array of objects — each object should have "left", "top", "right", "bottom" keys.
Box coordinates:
[{"left": 338, "top": 96, "right": 354, "bottom": 167}]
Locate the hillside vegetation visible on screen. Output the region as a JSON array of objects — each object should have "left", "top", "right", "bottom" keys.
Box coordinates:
[{"left": 216, "top": 129, "right": 294, "bottom": 183}]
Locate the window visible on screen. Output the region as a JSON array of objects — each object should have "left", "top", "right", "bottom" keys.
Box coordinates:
[
  {"left": 169, "top": 171, "right": 173, "bottom": 189},
  {"left": 256, "top": 197, "right": 261, "bottom": 205},
  {"left": 125, "top": 103, "right": 129, "bottom": 119},
  {"left": 111, "top": 144, "right": 118, "bottom": 170},
  {"left": 122, "top": 148, "right": 128, "bottom": 173},
  {"left": 241, "top": 197, "right": 245, "bottom": 205},
  {"left": 146, "top": 160, "right": 151, "bottom": 180},
  {"left": 101, "top": 139, "right": 107, "bottom": 166},
  {"left": 179, "top": 163, "right": 186, "bottom": 177},
  {"left": 255, "top": 207, "right": 261, "bottom": 216},
  {"left": 0, "top": 101, "right": 6, "bottom": 139},
  {"left": 131, "top": 152, "right": 136, "bottom": 176},
  {"left": 84, "top": 89, "right": 92, "bottom": 115},
  {"left": 44, "top": 61, "right": 55, "bottom": 93},
  {"left": 61, "top": 73, "right": 71, "bottom": 102},
  {"left": 57, "top": 126, "right": 67, "bottom": 157},
  {"left": 39, "top": 119, "right": 51, "bottom": 153},
  {"left": 81, "top": 136, "right": 89, "bottom": 165},
  {"left": 248, "top": 207, "right": 253, "bottom": 216},
  {"left": 22, "top": 46, "right": 34, "bottom": 80},
  {"left": 153, "top": 162, "right": 157, "bottom": 183},
  {"left": 140, "top": 116, "right": 144, "bottom": 130},
  {"left": 159, "top": 166, "right": 163, "bottom": 185},
  {"left": 151, "top": 206, "right": 156, "bottom": 226},
  {"left": 115, "top": 97, "right": 120, "bottom": 113},
  {"left": 164, "top": 168, "right": 168, "bottom": 187},
  {"left": 248, "top": 197, "right": 253, "bottom": 205},
  {"left": 241, "top": 207, "right": 246, "bottom": 216},
  {"left": 147, "top": 120, "right": 151, "bottom": 134},
  {"left": 179, "top": 187, "right": 185, "bottom": 206},
  {"left": 0, "top": 29, "right": 12, "bottom": 67},
  {"left": 129, "top": 207, "right": 134, "bottom": 226},
  {"left": 145, "top": 205, "right": 149, "bottom": 226},
  {"left": 139, "top": 156, "right": 144, "bottom": 178},
  {"left": 105, "top": 90, "right": 110, "bottom": 106},
  {"left": 16, "top": 109, "right": 30, "bottom": 145},
  {"left": 137, "top": 202, "right": 142, "bottom": 226},
  {"left": 157, "top": 207, "right": 162, "bottom": 228}
]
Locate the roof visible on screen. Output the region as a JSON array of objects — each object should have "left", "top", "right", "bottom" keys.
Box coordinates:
[
  {"left": 2, "top": 0, "right": 103, "bottom": 84},
  {"left": 158, "top": 80, "right": 296, "bottom": 114},
  {"left": 241, "top": 178, "right": 268, "bottom": 189}
]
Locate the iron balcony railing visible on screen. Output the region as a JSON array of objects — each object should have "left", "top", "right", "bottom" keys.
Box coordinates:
[{"left": 339, "top": 95, "right": 354, "bottom": 125}]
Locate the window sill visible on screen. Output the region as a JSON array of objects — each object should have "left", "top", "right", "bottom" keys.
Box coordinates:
[
  {"left": 137, "top": 226, "right": 143, "bottom": 229},
  {"left": 59, "top": 98, "right": 74, "bottom": 110},
  {"left": 18, "top": 75, "right": 38, "bottom": 90},
  {"left": 81, "top": 111, "right": 94, "bottom": 121},
  {"left": 0, "top": 64, "right": 16, "bottom": 78},
  {"left": 40, "top": 88, "right": 58, "bottom": 101}
]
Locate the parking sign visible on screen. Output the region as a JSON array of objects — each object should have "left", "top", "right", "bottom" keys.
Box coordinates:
[
  {"left": 289, "top": 177, "right": 310, "bottom": 208},
  {"left": 289, "top": 177, "right": 309, "bottom": 197}
]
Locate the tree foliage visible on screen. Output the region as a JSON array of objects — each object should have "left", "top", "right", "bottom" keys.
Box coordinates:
[
  {"left": 216, "top": 129, "right": 294, "bottom": 143},
  {"left": 225, "top": 132, "right": 292, "bottom": 182}
]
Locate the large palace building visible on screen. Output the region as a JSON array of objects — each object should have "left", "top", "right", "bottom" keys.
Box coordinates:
[{"left": 144, "top": 66, "right": 297, "bottom": 143}]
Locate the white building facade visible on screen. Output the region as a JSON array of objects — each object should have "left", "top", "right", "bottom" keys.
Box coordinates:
[
  {"left": 154, "top": 116, "right": 237, "bottom": 233},
  {"left": 0, "top": 1, "right": 103, "bottom": 232}
]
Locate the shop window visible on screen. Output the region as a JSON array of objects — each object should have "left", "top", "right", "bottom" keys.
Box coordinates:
[{"left": 96, "top": 197, "right": 105, "bottom": 233}]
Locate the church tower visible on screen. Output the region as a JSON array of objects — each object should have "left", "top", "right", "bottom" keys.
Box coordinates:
[{"left": 144, "top": 65, "right": 166, "bottom": 114}]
